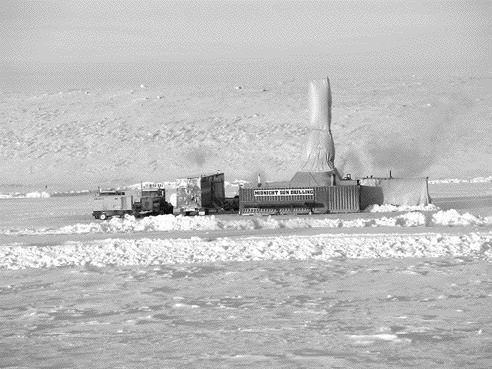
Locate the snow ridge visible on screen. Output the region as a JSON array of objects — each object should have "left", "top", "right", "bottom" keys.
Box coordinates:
[
  {"left": 1, "top": 209, "right": 490, "bottom": 236},
  {"left": 365, "top": 204, "right": 439, "bottom": 212},
  {"left": 428, "top": 176, "right": 492, "bottom": 184},
  {"left": 1, "top": 232, "right": 491, "bottom": 269},
  {"left": 0, "top": 191, "right": 50, "bottom": 199}
]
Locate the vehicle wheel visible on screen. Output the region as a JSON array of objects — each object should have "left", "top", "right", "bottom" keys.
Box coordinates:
[{"left": 100, "top": 213, "right": 107, "bottom": 220}]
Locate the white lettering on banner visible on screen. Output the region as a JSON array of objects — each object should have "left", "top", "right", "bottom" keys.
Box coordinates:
[{"left": 253, "top": 188, "right": 314, "bottom": 197}]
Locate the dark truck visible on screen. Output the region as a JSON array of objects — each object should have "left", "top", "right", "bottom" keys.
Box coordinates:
[{"left": 132, "top": 188, "right": 173, "bottom": 217}]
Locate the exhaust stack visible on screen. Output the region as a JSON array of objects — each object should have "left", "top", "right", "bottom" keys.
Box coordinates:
[
  {"left": 289, "top": 77, "right": 340, "bottom": 187},
  {"left": 302, "top": 78, "right": 336, "bottom": 172}
]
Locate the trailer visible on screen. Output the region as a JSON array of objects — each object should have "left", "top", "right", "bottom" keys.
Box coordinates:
[
  {"left": 175, "top": 173, "right": 226, "bottom": 215},
  {"left": 239, "top": 184, "right": 360, "bottom": 215}
]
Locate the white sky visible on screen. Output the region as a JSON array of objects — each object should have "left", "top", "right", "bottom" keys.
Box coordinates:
[{"left": 1, "top": 0, "right": 490, "bottom": 89}]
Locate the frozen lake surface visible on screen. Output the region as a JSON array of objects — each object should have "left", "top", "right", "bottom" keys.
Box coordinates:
[
  {"left": 1, "top": 184, "right": 491, "bottom": 368},
  {"left": 1, "top": 258, "right": 491, "bottom": 369}
]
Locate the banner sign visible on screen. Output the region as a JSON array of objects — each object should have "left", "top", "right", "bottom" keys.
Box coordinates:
[
  {"left": 254, "top": 188, "right": 314, "bottom": 198},
  {"left": 141, "top": 182, "right": 165, "bottom": 189}
]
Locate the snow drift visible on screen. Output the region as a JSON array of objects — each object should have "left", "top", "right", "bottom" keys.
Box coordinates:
[
  {"left": 1, "top": 209, "right": 490, "bottom": 236},
  {"left": 1, "top": 232, "right": 491, "bottom": 269},
  {"left": 0, "top": 191, "right": 50, "bottom": 199},
  {"left": 365, "top": 204, "right": 439, "bottom": 212}
]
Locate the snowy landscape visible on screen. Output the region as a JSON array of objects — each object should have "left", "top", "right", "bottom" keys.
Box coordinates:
[
  {"left": 1, "top": 1, "right": 491, "bottom": 368},
  {"left": 1, "top": 76, "right": 491, "bottom": 193}
]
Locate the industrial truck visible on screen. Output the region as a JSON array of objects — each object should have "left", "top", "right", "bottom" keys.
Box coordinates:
[{"left": 92, "top": 185, "right": 173, "bottom": 220}]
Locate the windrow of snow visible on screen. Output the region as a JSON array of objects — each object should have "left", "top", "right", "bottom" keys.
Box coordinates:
[
  {"left": 0, "top": 191, "right": 50, "bottom": 199},
  {"left": 428, "top": 176, "right": 492, "bottom": 184},
  {"left": 432, "top": 209, "right": 490, "bottom": 226},
  {"left": 364, "top": 204, "right": 439, "bottom": 212},
  {"left": 1, "top": 210, "right": 490, "bottom": 236},
  {"left": 1, "top": 232, "right": 491, "bottom": 269}
]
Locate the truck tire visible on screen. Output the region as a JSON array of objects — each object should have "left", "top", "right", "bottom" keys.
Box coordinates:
[{"left": 99, "top": 213, "right": 107, "bottom": 220}]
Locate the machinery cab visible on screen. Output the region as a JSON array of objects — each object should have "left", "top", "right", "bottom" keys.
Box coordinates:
[{"left": 133, "top": 186, "right": 173, "bottom": 217}]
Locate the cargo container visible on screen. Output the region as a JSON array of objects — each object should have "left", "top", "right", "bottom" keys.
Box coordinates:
[
  {"left": 239, "top": 185, "right": 360, "bottom": 215},
  {"left": 175, "top": 173, "right": 225, "bottom": 215}
]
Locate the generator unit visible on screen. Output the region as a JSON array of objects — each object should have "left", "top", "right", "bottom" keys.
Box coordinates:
[
  {"left": 92, "top": 189, "right": 134, "bottom": 220},
  {"left": 175, "top": 173, "right": 225, "bottom": 215}
]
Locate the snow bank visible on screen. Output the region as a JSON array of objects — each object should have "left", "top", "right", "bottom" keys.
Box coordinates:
[
  {"left": 1, "top": 232, "right": 491, "bottom": 269},
  {"left": 348, "top": 333, "right": 411, "bottom": 345},
  {"left": 51, "top": 189, "right": 90, "bottom": 197},
  {"left": 0, "top": 191, "right": 50, "bottom": 199},
  {"left": 432, "top": 209, "right": 489, "bottom": 226},
  {"left": 25, "top": 191, "right": 51, "bottom": 198},
  {"left": 2, "top": 210, "right": 490, "bottom": 236},
  {"left": 365, "top": 204, "right": 439, "bottom": 212},
  {"left": 429, "top": 176, "right": 492, "bottom": 184}
]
